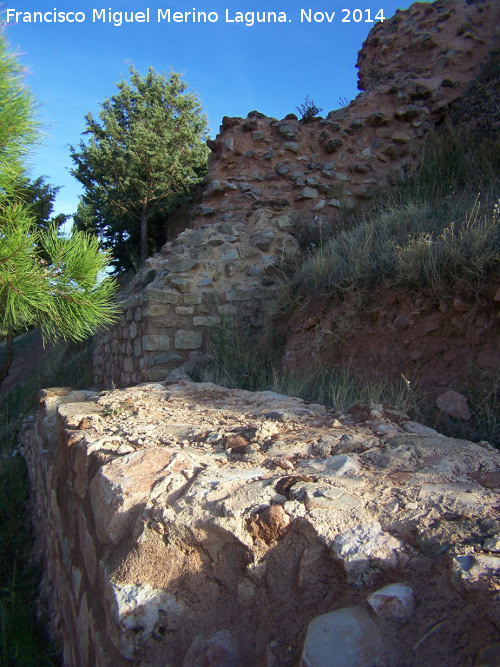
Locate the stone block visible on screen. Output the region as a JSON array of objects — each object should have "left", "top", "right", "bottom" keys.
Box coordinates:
[
  {"left": 184, "top": 630, "right": 239, "bottom": 667},
  {"left": 203, "top": 291, "right": 223, "bottom": 305},
  {"left": 221, "top": 249, "right": 239, "bottom": 262},
  {"left": 175, "top": 306, "right": 195, "bottom": 315},
  {"left": 300, "top": 607, "right": 382, "bottom": 667},
  {"left": 296, "top": 187, "right": 319, "bottom": 200},
  {"left": 367, "top": 583, "right": 415, "bottom": 620},
  {"left": 174, "top": 330, "right": 203, "bottom": 350},
  {"left": 170, "top": 278, "right": 192, "bottom": 293},
  {"left": 105, "top": 581, "right": 185, "bottom": 659},
  {"left": 78, "top": 509, "right": 97, "bottom": 586},
  {"left": 248, "top": 230, "right": 276, "bottom": 251},
  {"left": 144, "top": 287, "right": 179, "bottom": 304},
  {"left": 142, "top": 335, "right": 170, "bottom": 352},
  {"left": 144, "top": 303, "right": 173, "bottom": 318},
  {"left": 183, "top": 295, "right": 202, "bottom": 305},
  {"left": 77, "top": 593, "right": 90, "bottom": 666},
  {"left": 193, "top": 316, "right": 220, "bottom": 327},
  {"left": 147, "top": 352, "right": 183, "bottom": 367},
  {"left": 162, "top": 258, "right": 199, "bottom": 273},
  {"left": 283, "top": 141, "right": 299, "bottom": 153},
  {"left": 90, "top": 447, "right": 197, "bottom": 544}
]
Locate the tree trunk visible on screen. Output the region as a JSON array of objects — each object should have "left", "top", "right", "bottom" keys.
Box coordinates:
[
  {"left": 0, "top": 327, "right": 14, "bottom": 392},
  {"left": 140, "top": 203, "right": 148, "bottom": 266}
]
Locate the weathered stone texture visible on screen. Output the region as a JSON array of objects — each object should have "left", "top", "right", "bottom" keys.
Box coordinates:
[
  {"left": 20, "top": 380, "right": 500, "bottom": 666},
  {"left": 92, "top": 0, "right": 499, "bottom": 391}
]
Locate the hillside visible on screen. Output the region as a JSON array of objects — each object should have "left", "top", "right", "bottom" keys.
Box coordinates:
[
  {"left": 16, "top": 0, "right": 500, "bottom": 664},
  {"left": 94, "top": 0, "right": 500, "bottom": 444}
]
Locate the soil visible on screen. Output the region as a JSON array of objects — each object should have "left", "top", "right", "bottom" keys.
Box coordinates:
[{"left": 278, "top": 276, "right": 500, "bottom": 440}]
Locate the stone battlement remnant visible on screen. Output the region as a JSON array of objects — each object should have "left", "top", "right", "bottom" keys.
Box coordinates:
[
  {"left": 22, "top": 382, "right": 500, "bottom": 665},
  {"left": 93, "top": 0, "right": 500, "bottom": 389}
]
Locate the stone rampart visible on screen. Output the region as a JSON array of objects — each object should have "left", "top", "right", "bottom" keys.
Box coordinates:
[
  {"left": 93, "top": 211, "right": 299, "bottom": 387},
  {"left": 21, "top": 381, "right": 500, "bottom": 665},
  {"left": 195, "top": 0, "right": 498, "bottom": 224},
  {"left": 93, "top": 0, "right": 499, "bottom": 389}
]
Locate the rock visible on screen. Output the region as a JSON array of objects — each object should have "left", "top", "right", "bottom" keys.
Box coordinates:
[
  {"left": 402, "top": 421, "right": 439, "bottom": 436},
  {"left": 436, "top": 390, "right": 471, "bottom": 420},
  {"left": 283, "top": 141, "right": 300, "bottom": 153},
  {"left": 142, "top": 335, "right": 171, "bottom": 352},
  {"left": 332, "top": 521, "right": 402, "bottom": 585},
  {"left": 296, "top": 187, "right": 319, "bottom": 200},
  {"left": 391, "top": 131, "right": 411, "bottom": 144},
  {"left": 248, "top": 230, "right": 276, "bottom": 251},
  {"left": 300, "top": 606, "right": 382, "bottom": 667},
  {"left": 165, "top": 366, "right": 194, "bottom": 383},
  {"left": 246, "top": 505, "right": 290, "bottom": 544},
  {"left": 278, "top": 123, "right": 299, "bottom": 140},
  {"left": 367, "top": 583, "right": 416, "bottom": 620},
  {"left": 297, "top": 454, "right": 361, "bottom": 475},
  {"left": 275, "top": 163, "right": 290, "bottom": 175},
  {"left": 204, "top": 180, "right": 225, "bottom": 196},
  {"left": 453, "top": 296, "right": 474, "bottom": 312},
  {"left": 483, "top": 535, "right": 500, "bottom": 553},
  {"left": 454, "top": 553, "right": 500, "bottom": 582},
  {"left": 107, "top": 582, "right": 184, "bottom": 658},
  {"left": 90, "top": 447, "right": 197, "bottom": 544},
  {"left": 174, "top": 330, "right": 203, "bottom": 350},
  {"left": 325, "top": 138, "right": 343, "bottom": 153},
  {"left": 183, "top": 630, "right": 239, "bottom": 667}
]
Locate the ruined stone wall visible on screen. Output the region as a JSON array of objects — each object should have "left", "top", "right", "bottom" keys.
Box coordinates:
[
  {"left": 94, "top": 0, "right": 499, "bottom": 389},
  {"left": 93, "top": 212, "right": 299, "bottom": 387},
  {"left": 194, "top": 0, "right": 499, "bottom": 224},
  {"left": 21, "top": 381, "right": 500, "bottom": 665}
]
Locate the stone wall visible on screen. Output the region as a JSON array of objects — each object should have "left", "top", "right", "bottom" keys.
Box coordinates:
[
  {"left": 21, "top": 381, "right": 500, "bottom": 665},
  {"left": 194, "top": 0, "right": 499, "bottom": 225},
  {"left": 93, "top": 0, "right": 499, "bottom": 390},
  {"left": 93, "top": 211, "right": 300, "bottom": 387}
]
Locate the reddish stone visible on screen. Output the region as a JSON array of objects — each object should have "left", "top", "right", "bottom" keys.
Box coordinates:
[{"left": 436, "top": 390, "right": 470, "bottom": 420}]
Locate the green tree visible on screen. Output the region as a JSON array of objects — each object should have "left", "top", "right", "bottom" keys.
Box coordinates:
[
  {"left": 70, "top": 65, "right": 209, "bottom": 271},
  {"left": 0, "top": 31, "right": 118, "bottom": 389},
  {"left": 16, "top": 174, "right": 69, "bottom": 232}
]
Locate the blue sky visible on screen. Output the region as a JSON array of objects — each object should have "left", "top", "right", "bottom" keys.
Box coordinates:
[{"left": 4, "top": 0, "right": 413, "bottom": 219}]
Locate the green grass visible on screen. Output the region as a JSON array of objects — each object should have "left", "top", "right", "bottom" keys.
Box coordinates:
[
  {"left": 0, "top": 458, "right": 56, "bottom": 666},
  {"left": 197, "top": 317, "right": 420, "bottom": 416},
  {"left": 199, "top": 116, "right": 500, "bottom": 446},
  {"left": 292, "top": 195, "right": 500, "bottom": 298},
  {"left": 421, "top": 371, "right": 500, "bottom": 446},
  {"left": 291, "top": 111, "right": 500, "bottom": 300},
  {"left": 0, "top": 335, "right": 94, "bottom": 665}
]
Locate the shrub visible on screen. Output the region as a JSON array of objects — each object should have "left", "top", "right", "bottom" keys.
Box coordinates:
[{"left": 296, "top": 96, "right": 322, "bottom": 123}]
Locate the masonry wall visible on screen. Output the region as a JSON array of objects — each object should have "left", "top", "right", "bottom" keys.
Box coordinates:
[
  {"left": 21, "top": 382, "right": 500, "bottom": 666},
  {"left": 93, "top": 0, "right": 499, "bottom": 389},
  {"left": 93, "top": 212, "right": 300, "bottom": 387}
]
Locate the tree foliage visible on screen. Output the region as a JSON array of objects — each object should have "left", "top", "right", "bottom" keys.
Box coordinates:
[
  {"left": 70, "top": 66, "right": 209, "bottom": 272},
  {"left": 0, "top": 31, "right": 118, "bottom": 388},
  {"left": 0, "top": 33, "right": 38, "bottom": 190},
  {"left": 15, "top": 174, "right": 69, "bottom": 232}
]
